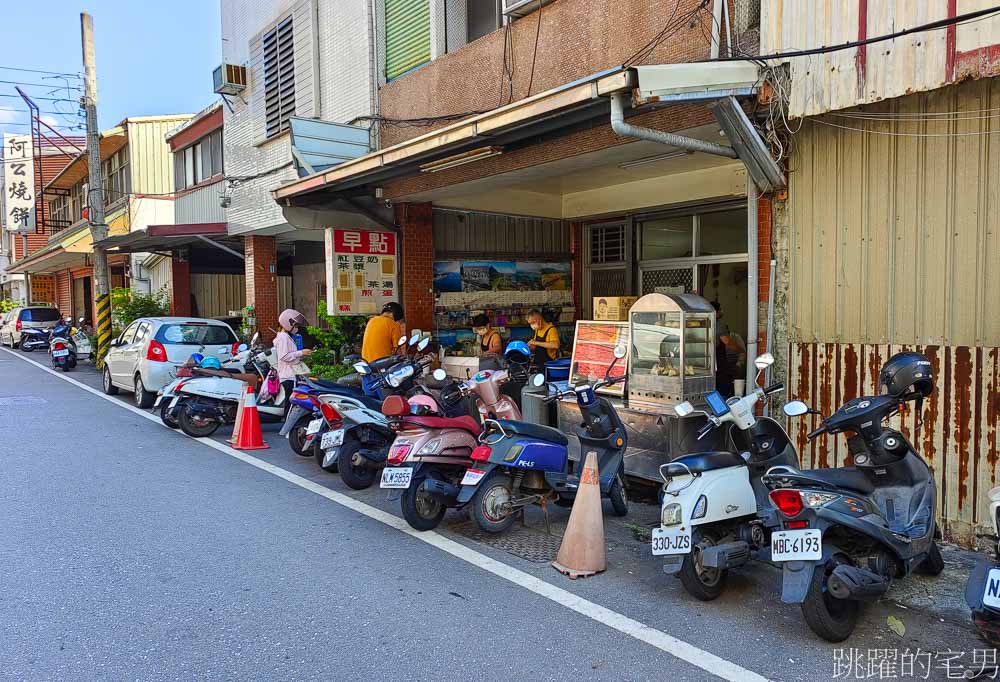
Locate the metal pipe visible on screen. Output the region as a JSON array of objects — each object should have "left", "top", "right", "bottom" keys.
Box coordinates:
[
  {"left": 745, "top": 176, "right": 758, "bottom": 390},
  {"left": 710, "top": 0, "right": 724, "bottom": 59},
  {"left": 764, "top": 257, "right": 775, "bottom": 415},
  {"left": 609, "top": 93, "right": 737, "bottom": 159}
]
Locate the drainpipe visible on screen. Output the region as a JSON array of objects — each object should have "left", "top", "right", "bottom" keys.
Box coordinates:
[
  {"left": 609, "top": 93, "right": 737, "bottom": 159},
  {"left": 746, "top": 176, "right": 758, "bottom": 390}
]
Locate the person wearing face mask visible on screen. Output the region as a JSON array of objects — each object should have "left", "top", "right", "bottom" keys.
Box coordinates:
[
  {"left": 472, "top": 313, "right": 502, "bottom": 371},
  {"left": 525, "top": 309, "right": 560, "bottom": 369},
  {"left": 275, "top": 309, "right": 314, "bottom": 406}
]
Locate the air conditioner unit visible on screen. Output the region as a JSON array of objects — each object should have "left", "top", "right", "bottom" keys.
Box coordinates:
[
  {"left": 213, "top": 63, "right": 247, "bottom": 95},
  {"left": 502, "top": 0, "right": 554, "bottom": 19}
]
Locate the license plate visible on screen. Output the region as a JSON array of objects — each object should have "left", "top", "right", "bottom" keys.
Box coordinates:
[
  {"left": 461, "top": 468, "right": 486, "bottom": 486},
  {"left": 52, "top": 349, "right": 69, "bottom": 357},
  {"left": 321, "top": 429, "right": 344, "bottom": 450},
  {"left": 380, "top": 467, "right": 413, "bottom": 489},
  {"left": 983, "top": 568, "right": 1000, "bottom": 609},
  {"left": 651, "top": 526, "right": 692, "bottom": 556},
  {"left": 771, "top": 529, "right": 823, "bottom": 562},
  {"left": 305, "top": 418, "right": 322, "bottom": 435}
]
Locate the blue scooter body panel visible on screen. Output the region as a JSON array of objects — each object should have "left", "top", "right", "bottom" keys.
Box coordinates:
[{"left": 487, "top": 438, "right": 567, "bottom": 474}]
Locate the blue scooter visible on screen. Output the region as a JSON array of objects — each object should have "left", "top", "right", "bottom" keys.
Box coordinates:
[
  {"left": 456, "top": 344, "right": 630, "bottom": 534},
  {"left": 19, "top": 326, "right": 51, "bottom": 352}
]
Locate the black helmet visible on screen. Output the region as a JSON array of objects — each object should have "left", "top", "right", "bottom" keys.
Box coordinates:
[
  {"left": 381, "top": 302, "right": 404, "bottom": 321},
  {"left": 879, "top": 352, "right": 934, "bottom": 399}
]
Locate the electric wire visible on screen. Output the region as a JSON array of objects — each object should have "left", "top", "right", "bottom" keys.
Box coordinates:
[
  {"left": 810, "top": 116, "right": 1000, "bottom": 138},
  {"left": 0, "top": 66, "right": 81, "bottom": 78},
  {"left": 524, "top": 0, "right": 543, "bottom": 98}
]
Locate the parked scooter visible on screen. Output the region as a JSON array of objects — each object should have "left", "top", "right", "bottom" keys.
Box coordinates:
[
  {"left": 49, "top": 317, "right": 90, "bottom": 372},
  {"left": 19, "top": 325, "right": 51, "bottom": 352},
  {"left": 965, "top": 487, "right": 1000, "bottom": 647},
  {"left": 457, "top": 343, "right": 630, "bottom": 534},
  {"left": 762, "top": 351, "right": 944, "bottom": 642},
  {"left": 155, "top": 347, "right": 250, "bottom": 428},
  {"left": 653, "top": 353, "right": 794, "bottom": 600}
]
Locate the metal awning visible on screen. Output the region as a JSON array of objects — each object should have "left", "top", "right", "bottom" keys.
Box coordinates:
[
  {"left": 96, "top": 223, "right": 244, "bottom": 258},
  {"left": 44, "top": 126, "right": 127, "bottom": 193}
]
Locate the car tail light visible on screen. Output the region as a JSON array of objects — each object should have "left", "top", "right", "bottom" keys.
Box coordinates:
[
  {"left": 470, "top": 445, "right": 492, "bottom": 462},
  {"left": 320, "top": 402, "right": 341, "bottom": 423},
  {"left": 770, "top": 489, "right": 804, "bottom": 518},
  {"left": 15, "top": 319, "right": 21, "bottom": 332},
  {"left": 388, "top": 444, "right": 412, "bottom": 465},
  {"left": 146, "top": 340, "right": 168, "bottom": 362}
]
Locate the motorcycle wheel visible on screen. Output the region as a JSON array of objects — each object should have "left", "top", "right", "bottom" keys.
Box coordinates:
[
  {"left": 20, "top": 338, "right": 32, "bottom": 352},
  {"left": 679, "top": 531, "right": 728, "bottom": 601},
  {"left": 801, "top": 557, "right": 860, "bottom": 642},
  {"left": 160, "top": 400, "right": 179, "bottom": 429},
  {"left": 608, "top": 473, "right": 629, "bottom": 517},
  {"left": 337, "top": 437, "right": 377, "bottom": 489},
  {"left": 471, "top": 470, "right": 516, "bottom": 534},
  {"left": 314, "top": 439, "right": 339, "bottom": 473},
  {"left": 288, "top": 414, "right": 313, "bottom": 456},
  {"left": 61, "top": 363, "right": 71, "bottom": 372},
  {"left": 178, "top": 407, "right": 221, "bottom": 438},
  {"left": 401, "top": 471, "right": 446, "bottom": 531}
]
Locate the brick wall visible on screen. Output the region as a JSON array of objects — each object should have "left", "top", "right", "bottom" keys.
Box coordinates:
[
  {"left": 379, "top": 0, "right": 713, "bottom": 147},
  {"left": 245, "top": 235, "right": 278, "bottom": 341},
  {"left": 396, "top": 203, "right": 434, "bottom": 332}
]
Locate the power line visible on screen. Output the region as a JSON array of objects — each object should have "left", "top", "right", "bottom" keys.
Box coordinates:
[
  {"left": 0, "top": 65, "right": 81, "bottom": 78},
  {"left": 0, "top": 94, "right": 78, "bottom": 104},
  {"left": 0, "top": 107, "right": 84, "bottom": 117},
  {"left": 708, "top": 3, "right": 1000, "bottom": 63},
  {"left": 0, "top": 79, "right": 81, "bottom": 90}
]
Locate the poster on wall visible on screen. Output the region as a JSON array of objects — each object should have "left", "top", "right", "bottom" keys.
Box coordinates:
[
  {"left": 433, "top": 260, "right": 571, "bottom": 293},
  {"left": 324, "top": 228, "right": 397, "bottom": 315},
  {"left": 569, "top": 320, "right": 629, "bottom": 396},
  {"left": 2, "top": 134, "right": 35, "bottom": 233}
]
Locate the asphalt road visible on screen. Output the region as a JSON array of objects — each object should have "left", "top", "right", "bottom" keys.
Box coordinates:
[{"left": 0, "top": 348, "right": 986, "bottom": 681}]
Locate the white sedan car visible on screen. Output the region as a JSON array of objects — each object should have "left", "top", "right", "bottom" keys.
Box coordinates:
[{"left": 103, "top": 317, "right": 241, "bottom": 408}]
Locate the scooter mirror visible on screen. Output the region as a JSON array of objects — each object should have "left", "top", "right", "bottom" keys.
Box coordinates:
[
  {"left": 613, "top": 342, "right": 627, "bottom": 359},
  {"left": 237, "top": 343, "right": 249, "bottom": 353},
  {"left": 251, "top": 332, "right": 260, "bottom": 346},
  {"left": 674, "top": 401, "right": 695, "bottom": 417},
  {"left": 417, "top": 337, "right": 430, "bottom": 352},
  {"left": 754, "top": 352, "right": 775, "bottom": 370},
  {"left": 782, "top": 400, "right": 809, "bottom": 417},
  {"left": 409, "top": 332, "right": 422, "bottom": 346},
  {"left": 78, "top": 317, "right": 84, "bottom": 323},
  {"left": 353, "top": 361, "right": 372, "bottom": 376},
  {"left": 432, "top": 368, "right": 447, "bottom": 381},
  {"left": 530, "top": 373, "right": 546, "bottom": 388},
  {"left": 398, "top": 335, "right": 408, "bottom": 347}
]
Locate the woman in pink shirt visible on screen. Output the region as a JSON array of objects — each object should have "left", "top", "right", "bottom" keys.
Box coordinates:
[{"left": 275, "top": 309, "right": 313, "bottom": 405}]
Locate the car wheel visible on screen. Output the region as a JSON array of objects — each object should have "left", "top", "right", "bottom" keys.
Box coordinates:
[
  {"left": 134, "top": 375, "right": 156, "bottom": 409},
  {"left": 103, "top": 366, "right": 119, "bottom": 395}
]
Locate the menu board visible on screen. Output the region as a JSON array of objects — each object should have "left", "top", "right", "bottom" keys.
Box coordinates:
[
  {"left": 325, "top": 229, "right": 398, "bottom": 315},
  {"left": 569, "top": 320, "right": 629, "bottom": 396}
]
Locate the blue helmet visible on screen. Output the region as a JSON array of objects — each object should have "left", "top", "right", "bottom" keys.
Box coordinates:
[
  {"left": 505, "top": 340, "right": 531, "bottom": 363},
  {"left": 189, "top": 353, "right": 205, "bottom": 365},
  {"left": 200, "top": 356, "right": 222, "bottom": 370}
]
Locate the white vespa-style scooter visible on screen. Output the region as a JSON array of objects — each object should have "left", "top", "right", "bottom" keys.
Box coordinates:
[
  {"left": 154, "top": 343, "right": 251, "bottom": 427},
  {"left": 653, "top": 353, "right": 798, "bottom": 600}
]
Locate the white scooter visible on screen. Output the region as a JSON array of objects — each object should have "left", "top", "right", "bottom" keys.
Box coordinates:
[
  {"left": 652, "top": 353, "right": 797, "bottom": 600},
  {"left": 154, "top": 344, "right": 250, "bottom": 428}
]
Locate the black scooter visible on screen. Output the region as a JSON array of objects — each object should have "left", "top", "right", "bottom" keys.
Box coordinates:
[
  {"left": 456, "top": 345, "right": 629, "bottom": 534},
  {"left": 762, "top": 393, "right": 944, "bottom": 642}
]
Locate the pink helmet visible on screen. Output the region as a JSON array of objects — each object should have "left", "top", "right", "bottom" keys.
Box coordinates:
[
  {"left": 407, "top": 394, "right": 439, "bottom": 414},
  {"left": 278, "top": 309, "right": 307, "bottom": 332}
]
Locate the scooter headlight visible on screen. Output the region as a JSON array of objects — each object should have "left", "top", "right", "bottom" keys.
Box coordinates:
[
  {"left": 691, "top": 495, "right": 708, "bottom": 520},
  {"left": 417, "top": 438, "right": 441, "bottom": 455},
  {"left": 661, "top": 503, "right": 682, "bottom": 526}
]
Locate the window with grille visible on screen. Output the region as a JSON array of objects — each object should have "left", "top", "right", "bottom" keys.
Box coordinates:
[
  {"left": 263, "top": 16, "right": 296, "bottom": 139},
  {"left": 590, "top": 224, "right": 626, "bottom": 264},
  {"left": 102, "top": 146, "right": 130, "bottom": 205}
]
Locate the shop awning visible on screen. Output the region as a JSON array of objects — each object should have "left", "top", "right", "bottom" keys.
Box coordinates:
[
  {"left": 6, "top": 224, "right": 93, "bottom": 274},
  {"left": 95, "top": 223, "right": 243, "bottom": 258},
  {"left": 44, "top": 126, "right": 127, "bottom": 193}
]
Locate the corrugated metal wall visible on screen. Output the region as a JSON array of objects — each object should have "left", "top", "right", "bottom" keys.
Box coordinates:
[
  {"left": 761, "top": 0, "right": 1000, "bottom": 118},
  {"left": 147, "top": 257, "right": 173, "bottom": 299},
  {"left": 191, "top": 273, "right": 293, "bottom": 319},
  {"left": 127, "top": 117, "right": 191, "bottom": 196},
  {"left": 788, "top": 342, "right": 1000, "bottom": 547},
  {"left": 55, "top": 271, "right": 71, "bottom": 317},
  {"left": 788, "top": 79, "right": 1000, "bottom": 348},
  {"left": 433, "top": 210, "right": 570, "bottom": 257},
  {"left": 175, "top": 180, "right": 228, "bottom": 225}
]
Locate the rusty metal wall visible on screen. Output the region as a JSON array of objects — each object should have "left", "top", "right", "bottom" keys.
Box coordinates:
[
  {"left": 787, "top": 342, "right": 1000, "bottom": 547},
  {"left": 762, "top": 0, "right": 1000, "bottom": 118},
  {"left": 788, "top": 78, "right": 1000, "bottom": 348},
  {"left": 432, "top": 209, "right": 569, "bottom": 258}
]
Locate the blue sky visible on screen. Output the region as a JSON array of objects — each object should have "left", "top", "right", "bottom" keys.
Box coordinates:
[{"left": 0, "top": 1, "right": 220, "bottom": 140}]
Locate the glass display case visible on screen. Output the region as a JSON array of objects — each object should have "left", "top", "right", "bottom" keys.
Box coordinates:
[
  {"left": 568, "top": 320, "right": 629, "bottom": 396},
  {"left": 627, "top": 292, "right": 715, "bottom": 410}
]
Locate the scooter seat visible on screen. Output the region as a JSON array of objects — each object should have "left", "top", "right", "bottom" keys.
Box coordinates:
[
  {"left": 403, "top": 415, "right": 481, "bottom": 436},
  {"left": 801, "top": 467, "right": 875, "bottom": 495},
  {"left": 493, "top": 419, "right": 568, "bottom": 446},
  {"left": 663, "top": 451, "right": 745, "bottom": 477}
]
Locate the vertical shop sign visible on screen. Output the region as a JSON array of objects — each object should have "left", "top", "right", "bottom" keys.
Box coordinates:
[
  {"left": 3, "top": 134, "right": 35, "bottom": 233},
  {"left": 324, "top": 228, "right": 398, "bottom": 315}
]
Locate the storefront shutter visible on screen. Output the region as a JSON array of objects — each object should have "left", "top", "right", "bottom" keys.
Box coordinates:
[{"left": 385, "top": 0, "right": 430, "bottom": 80}]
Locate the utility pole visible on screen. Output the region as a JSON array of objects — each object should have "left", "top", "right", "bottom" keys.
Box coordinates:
[{"left": 81, "top": 12, "right": 111, "bottom": 359}]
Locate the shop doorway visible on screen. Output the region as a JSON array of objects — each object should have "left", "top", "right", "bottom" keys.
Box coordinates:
[{"left": 72, "top": 276, "right": 92, "bottom": 326}]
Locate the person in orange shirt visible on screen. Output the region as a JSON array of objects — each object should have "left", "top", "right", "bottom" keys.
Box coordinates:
[{"left": 360, "top": 302, "right": 404, "bottom": 396}]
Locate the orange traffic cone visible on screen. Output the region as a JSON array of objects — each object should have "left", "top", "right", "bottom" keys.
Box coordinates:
[
  {"left": 552, "top": 451, "right": 606, "bottom": 579},
  {"left": 229, "top": 388, "right": 247, "bottom": 444},
  {"left": 232, "top": 385, "right": 269, "bottom": 450}
]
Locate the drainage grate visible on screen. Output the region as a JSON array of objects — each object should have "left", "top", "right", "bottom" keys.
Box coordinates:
[{"left": 447, "top": 518, "right": 565, "bottom": 563}]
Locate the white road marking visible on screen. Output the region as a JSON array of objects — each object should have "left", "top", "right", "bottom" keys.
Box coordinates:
[{"left": 3, "top": 347, "right": 768, "bottom": 682}]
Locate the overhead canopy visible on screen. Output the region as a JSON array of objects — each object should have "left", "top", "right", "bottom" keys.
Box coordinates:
[
  {"left": 7, "top": 224, "right": 95, "bottom": 274},
  {"left": 44, "top": 126, "right": 127, "bottom": 192},
  {"left": 96, "top": 223, "right": 245, "bottom": 257}
]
